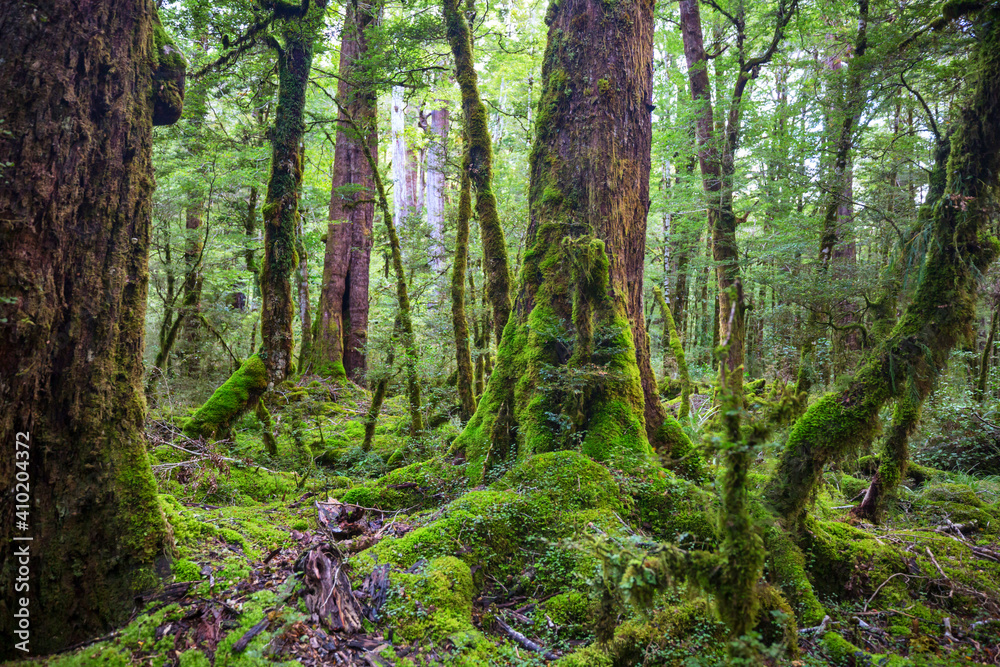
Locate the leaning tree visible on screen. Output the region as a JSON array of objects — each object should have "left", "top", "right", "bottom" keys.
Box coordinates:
[{"left": 0, "top": 0, "right": 184, "bottom": 654}]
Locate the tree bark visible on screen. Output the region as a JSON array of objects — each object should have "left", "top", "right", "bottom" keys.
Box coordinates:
[
  {"left": 185, "top": 2, "right": 327, "bottom": 438},
  {"left": 452, "top": 0, "right": 697, "bottom": 481},
  {"left": 313, "top": 0, "right": 376, "bottom": 383},
  {"left": 426, "top": 107, "right": 449, "bottom": 275},
  {"left": 453, "top": 167, "right": 478, "bottom": 421},
  {"left": 0, "top": 1, "right": 184, "bottom": 654}
]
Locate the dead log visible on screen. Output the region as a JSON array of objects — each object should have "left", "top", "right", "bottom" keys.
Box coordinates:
[{"left": 296, "top": 544, "right": 365, "bottom": 633}]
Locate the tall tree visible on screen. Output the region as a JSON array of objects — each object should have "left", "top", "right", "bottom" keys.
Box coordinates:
[
  {"left": 313, "top": 0, "right": 377, "bottom": 382},
  {"left": 679, "top": 0, "right": 797, "bottom": 398},
  {"left": 0, "top": 1, "right": 184, "bottom": 654},
  {"left": 184, "top": 0, "right": 328, "bottom": 438},
  {"left": 443, "top": 0, "right": 513, "bottom": 345},
  {"left": 452, "top": 0, "right": 697, "bottom": 481}
]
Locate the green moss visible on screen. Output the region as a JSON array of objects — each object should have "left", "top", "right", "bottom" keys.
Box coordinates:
[
  {"left": 761, "top": 521, "right": 826, "bottom": 625},
  {"left": 383, "top": 557, "right": 475, "bottom": 642},
  {"left": 838, "top": 473, "right": 870, "bottom": 501},
  {"left": 821, "top": 631, "right": 865, "bottom": 665},
  {"left": 493, "top": 450, "right": 622, "bottom": 512},
  {"left": 171, "top": 558, "right": 202, "bottom": 582},
  {"left": 340, "top": 456, "right": 465, "bottom": 511},
  {"left": 555, "top": 599, "right": 725, "bottom": 667},
  {"left": 184, "top": 355, "right": 269, "bottom": 439}
]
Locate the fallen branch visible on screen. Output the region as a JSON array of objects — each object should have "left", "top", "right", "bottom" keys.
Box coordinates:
[
  {"left": 232, "top": 615, "right": 271, "bottom": 653},
  {"left": 494, "top": 616, "right": 558, "bottom": 660},
  {"left": 799, "top": 615, "right": 831, "bottom": 635}
]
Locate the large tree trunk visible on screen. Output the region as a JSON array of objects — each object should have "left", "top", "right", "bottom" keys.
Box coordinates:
[
  {"left": 313, "top": 0, "right": 376, "bottom": 383},
  {"left": 426, "top": 106, "right": 449, "bottom": 275},
  {"left": 767, "top": 3, "right": 1000, "bottom": 523},
  {"left": 0, "top": 2, "right": 184, "bottom": 655},
  {"left": 452, "top": 0, "right": 697, "bottom": 481}
]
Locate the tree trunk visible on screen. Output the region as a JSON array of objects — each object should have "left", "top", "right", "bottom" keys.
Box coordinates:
[
  {"left": 0, "top": 2, "right": 184, "bottom": 654},
  {"left": 296, "top": 207, "right": 313, "bottom": 371},
  {"left": 977, "top": 303, "right": 999, "bottom": 401},
  {"left": 335, "top": 90, "right": 426, "bottom": 436},
  {"left": 768, "top": 4, "right": 1000, "bottom": 523},
  {"left": 313, "top": 0, "right": 376, "bottom": 383},
  {"left": 443, "top": 0, "right": 513, "bottom": 345},
  {"left": 426, "top": 107, "right": 449, "bottom": 275},
  {"left": 453, "top": 168, "right": 477, "bottom": 421},
  {"left": 452, "top": 0, "right": 697, "bottom": 482},
  {"left": 654, "top": 287, "right": 691, "bottom": 420},
  {"left": 185, "top": 2, "right": 327, "bottom": 438}
]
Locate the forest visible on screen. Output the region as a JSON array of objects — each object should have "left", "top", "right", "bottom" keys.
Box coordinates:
[{"left": 2, "top": 0, "right": 1000, "bottom": 664}]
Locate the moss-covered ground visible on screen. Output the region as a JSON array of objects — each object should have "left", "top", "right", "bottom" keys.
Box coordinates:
[{"left": 14, "top": 373, "right": 1000, "bottom": 667}]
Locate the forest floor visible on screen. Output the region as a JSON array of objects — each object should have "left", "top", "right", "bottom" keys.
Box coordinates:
[{"left": 13, "top": 376, "right": 1000, "bottom": 666}]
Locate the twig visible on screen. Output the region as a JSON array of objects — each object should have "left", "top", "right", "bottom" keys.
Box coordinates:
[
  {"left": 157, "top": 439, "right": 282, "bottom": 474},
  {"left": 925, "top": 547, "right": 948, "bottom": 580},
  {"left": 864, "top": 573, "right": 920, "bottom": 612},
  {"left": 232, "top": 615, "right": 271, "bottom": 653}
]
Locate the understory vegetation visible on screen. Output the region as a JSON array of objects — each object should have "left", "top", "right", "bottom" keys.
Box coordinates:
[{"left": 5, "top": 0, "right": 1000, "bottom": 664}]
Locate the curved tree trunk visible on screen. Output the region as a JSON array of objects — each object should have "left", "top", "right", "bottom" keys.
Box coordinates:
[
  {"left": 185, "top": 2, "right": 326, "bottom": 438},
  {"left": 0, "top": 2, "right": 184, "bottom": 654},
  {"left": 313, "top": 0, "right": 376, "bottom": 383},
  {"left": 767, "top": 4, "right": 1000, "bottom": 523}
]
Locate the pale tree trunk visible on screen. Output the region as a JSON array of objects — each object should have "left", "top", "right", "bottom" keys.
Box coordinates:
[{"left": 425, "top": 107, "right": 449, "bottom": 275}]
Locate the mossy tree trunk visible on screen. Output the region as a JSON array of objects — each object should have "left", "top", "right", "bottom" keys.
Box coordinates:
[
  {"left": 679, "top": 0, "right": 796, "bottom": 401},
  {"left": 313, "top": 0, "right": 377, "bottom": 383},
  {"left": 185, "top": 1, "right": 327, "bottom": 439},
  {"left": 767, "top": 3, "right": 1000, "bottom": 523},
  {"left": 453, "top": 0, "right": 701, "bottom": 481},
  {"left": 296, "top": 207, "right": 313, "bottom": 371},
  {"left": 0, "top": 1, "right": 184, "bottom": 655},
  {"left": 654, "top": 286, "right": 691, "bottom": 420},
  {"left": 452, "top": 168, "right": 478, "bottom": 421},
  {"left": 260, "top": 8, "right": 323, "bottom": 384},
  {"left": 443, "top": 0, "right": 513, "bottom": 347}
]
